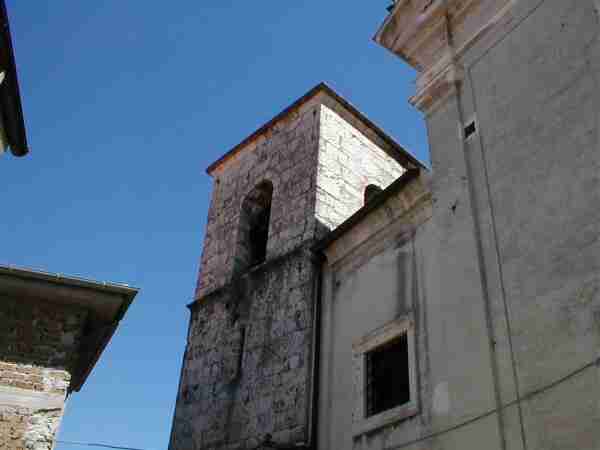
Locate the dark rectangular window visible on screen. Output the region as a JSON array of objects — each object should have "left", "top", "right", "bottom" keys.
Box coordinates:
[
  {"left": 464, "top": 120, "right": 477, "bottom": 139},
  {"left": 365, "top": 333, "right": 410, "bottom": 417}
]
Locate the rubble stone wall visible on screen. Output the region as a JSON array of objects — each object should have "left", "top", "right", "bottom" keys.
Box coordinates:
[
  {"left": 0, "top": 296, "right": 87, "bottom": 450},
  {"left": 176, "top": 91, "right": 412, "bottom": 450},
  {"left": 195, "top": 92, "right": 409, "bottom": 300},
  {"left": 171, "top": 248, "right": 316, "bottom": 450},
  {"left": 195, "top": 99, "right": 321, "bottom": 299}
]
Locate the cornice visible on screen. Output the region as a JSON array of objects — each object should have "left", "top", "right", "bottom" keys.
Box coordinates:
[
  {"left": 374, "top": 0, "right": 515, "bottom": 112},
  {"left": 410, "top": 58, "right": 463, "bottom": 112}
]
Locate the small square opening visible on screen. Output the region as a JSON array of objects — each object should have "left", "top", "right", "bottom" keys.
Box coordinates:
[
  {"left": 365, "top": 333, "right": 410, "bottom": 417},
  {"left": 464, "top": 121, "right": 477, "bottom": 139}
]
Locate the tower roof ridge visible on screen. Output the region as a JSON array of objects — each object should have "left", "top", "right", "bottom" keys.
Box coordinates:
[{"left": 205, "top": 82, "right": 426, "bottom": 176}]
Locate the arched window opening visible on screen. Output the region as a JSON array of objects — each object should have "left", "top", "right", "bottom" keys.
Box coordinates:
[
  {"left": 234, "top": 181, "right": 273, "bottom": 275},
  {"left": 364, "top": 184, "right": 383, "bottom": 204}
]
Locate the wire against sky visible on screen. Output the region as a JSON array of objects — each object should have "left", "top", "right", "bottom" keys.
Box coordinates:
[
  {"left": 57, "top": 441, "right": 150, "bottom": 450},
  {"left": 57, "top": 354, "right": 599, "bottom": 450}
]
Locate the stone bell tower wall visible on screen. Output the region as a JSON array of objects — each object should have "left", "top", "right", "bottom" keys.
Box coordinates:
[
  {"left": 195, "top": 87, "right": 412, "bottom": 300},
  {"left": 195, "top": 96, "right": 321, "bottom": 300},
  {"left": 172, "top": 84, "right": 417, "bottom": 450},
  {"left": 315, "top": 97, "right": 406, "bottom": 231}
]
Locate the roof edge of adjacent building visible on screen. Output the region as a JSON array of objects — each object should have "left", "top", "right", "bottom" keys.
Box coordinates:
[
  {"left": 0, "top": 0, "right": 28, "bottom": 156},
  {"left": 0, "top": 264, "right": 139, "bottom": 297},
  {"left": 0, "top": 265, "right": 139, "bottom": 392},
  {"left": 205, "top": 82, "right": 427, "bottom": 176}
]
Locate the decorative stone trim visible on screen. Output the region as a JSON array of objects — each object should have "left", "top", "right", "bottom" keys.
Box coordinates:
[
  {"left": 410, "top": 59, "right": 464, "bottom": 113},
  {"left": 374, "top": 0, "right": 518, "bottom": 110},
  {"left": 0, "top": 385, "right": 65, "bottom": 410},
  {"left": 376, "top": 0, "right": 515, "bottom": 67},
  {"left": 351, "top": 315, "right": 418, "bottom": 437}
]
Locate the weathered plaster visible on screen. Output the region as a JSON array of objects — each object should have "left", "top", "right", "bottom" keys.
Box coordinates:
[
  {"left": 373, "top": 1, "right": 600, "bottom": 449},
  {"left": 318, "top": 175, "right": 434, "bottom": 450}
]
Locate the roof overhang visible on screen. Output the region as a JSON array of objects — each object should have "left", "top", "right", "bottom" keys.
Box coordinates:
[
  {"left": 374, "top": 0, "right": 515, "bottom": 112},
  {"left": 0, "top": 0, "right": 28, "bottom": 156},
  {"left": 0, "top": 266, "right": 138, "bottom": 392}
]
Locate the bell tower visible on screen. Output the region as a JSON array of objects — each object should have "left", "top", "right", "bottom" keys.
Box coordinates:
[{"left": 169, "top": 83, "right": 420, "bottom": 450}]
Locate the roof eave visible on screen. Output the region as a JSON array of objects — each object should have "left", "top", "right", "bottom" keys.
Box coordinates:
[
  {"left": 0, "top": 265, "right": 138, "bottom": 392},
  {"left": 0, "top": 0, "right": 28, "bottom": 157}
]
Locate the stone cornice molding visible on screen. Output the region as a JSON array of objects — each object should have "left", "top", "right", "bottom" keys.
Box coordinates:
[
  {"left": 410, "top": 57, "right": 464, "bottom": 112},
  {"left": 375, "top": 0, "right": 515, "bottom": 112}
]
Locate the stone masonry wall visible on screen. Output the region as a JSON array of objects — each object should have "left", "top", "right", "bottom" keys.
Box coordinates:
[
  {"left": 195, "top": 99, "right": 321, "bottom": 299},
  {"left": 171, "top": 248, "right": 315, "bottom": 449},
  {"left": 315, "top": 99, "right": 406, "bottom": 231},
  {"left": 370, "top": 1, "right": 599, "bottom": 449},
  {"left": 195, "top": 91, "right": 410, "bottom": 300},
  {"left": 0, "top": 296, "right": 87, "bottom": 450},
  {"left": 177, "top": 89, "right": 414, "bottom": 450}
]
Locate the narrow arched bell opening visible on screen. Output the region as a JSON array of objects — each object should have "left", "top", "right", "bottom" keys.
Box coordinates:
[
  {"left": 234, "top": 180, "right": 273, "bottom": 275},
  {"left": 364, "top": 184, "right": 383, "bottom": 205}
]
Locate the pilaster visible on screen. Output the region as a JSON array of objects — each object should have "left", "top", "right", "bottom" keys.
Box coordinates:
[{"left": 374, "top": 0, "right": 514, "bottom": 115}]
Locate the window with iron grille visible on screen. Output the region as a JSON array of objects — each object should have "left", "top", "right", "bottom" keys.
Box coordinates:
[
  {"left": 365, "top": 332, "right": 410, "bottom": 417},
  {"left": 352, "top": 317, "right": 418, "bottom": 436}
]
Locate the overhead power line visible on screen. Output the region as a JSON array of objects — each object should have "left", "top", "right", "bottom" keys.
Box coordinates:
[
  {"left": 57, "top": 355, "right": 600, "bottom": 450},
  {"left": 384, "top": 355, "right": 600, "bottom": 450},
  {"left": 57, "top": 441, "right": 150, "bottom": 450}
]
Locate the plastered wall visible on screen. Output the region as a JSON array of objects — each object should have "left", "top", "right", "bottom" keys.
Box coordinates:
[
  {"left": 419, "top": 1, "right": 599, "bottom": 449},
  {"left": 195, "top": 92, "right": 406, "bottom": 300},
  {"left": 457, "top": 1, "right": 600, "bottom": 448},
  {"left": 318, "top": 176, "right": 433, "bottom": 450},
  {"left": 318, "top": 2, "right": 600, "bottom": 449}
]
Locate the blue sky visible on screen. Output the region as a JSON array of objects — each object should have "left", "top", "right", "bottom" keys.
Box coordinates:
[{"left": 3, "top": 2, "right": 428, "bottom": 449}]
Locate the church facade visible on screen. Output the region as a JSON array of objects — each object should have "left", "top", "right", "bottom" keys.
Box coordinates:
[{"left": 170, "top": 1, "right": 600, "bottom": 449}]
